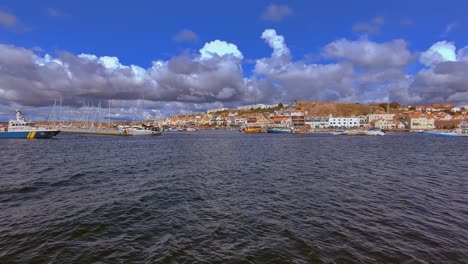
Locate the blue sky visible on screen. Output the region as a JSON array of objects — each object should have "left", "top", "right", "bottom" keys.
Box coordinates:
[
  {"left": 2, "top": 0, "right": 465, "bottom": 66},
  {"left": 0, "top": 0, "right": 468, "bottom": 120}
]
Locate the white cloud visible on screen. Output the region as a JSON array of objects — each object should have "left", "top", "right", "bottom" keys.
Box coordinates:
[
  {"left": 420, "top": 41, "right": 456, "bottom": 66},
  {"left": 261, "top": 29, "right": 290, "bottom": 58},
  {"left": 199, "top": 40, "right": 243, "bottom": 60},
  {"left": 324, "top": 38, "right": 412, "bottom": 68}
]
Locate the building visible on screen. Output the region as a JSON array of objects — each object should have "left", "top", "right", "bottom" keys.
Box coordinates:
[
  {"left": 328, "top": 115, "right": 360, "bottom": 128},
  {"left": 367, "top": 114, "right": 395, "bottom": 124},
  {"left": 401, "top": 112, "right": 435, "bottom": 130},
  {"left": 305, "top": 116, "right": 329, "bottom": 128},
  {"left": 237, "top": 104, "right": 278, "bottom": 110},
  {"left": 451, "top": 107, "right": 462, "bottom": 113},
  {"left": 372, "top": 119, "right": 405, "bottom": 130},
  {"left": 290, "top": 110, "right": 305, "bottom": 127}
]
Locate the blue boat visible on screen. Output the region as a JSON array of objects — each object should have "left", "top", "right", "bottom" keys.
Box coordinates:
[
  {"left": 267, "top": 126, "right": 294, "bottom": 134},
  {"left": 422, "top": 131, "right": 458, "bottom": 138},
  {"left": 0, "top": 110, "right": 60, "bottom": 139}
]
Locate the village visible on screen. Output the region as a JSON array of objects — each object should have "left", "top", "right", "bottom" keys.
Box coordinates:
[{"left": 158, "top": 101, "right": 468, "bottom": 132}]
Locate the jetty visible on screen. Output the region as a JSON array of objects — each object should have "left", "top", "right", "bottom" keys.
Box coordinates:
[{"left": 59, "top": 127, "right": 130, "bottom": 136}]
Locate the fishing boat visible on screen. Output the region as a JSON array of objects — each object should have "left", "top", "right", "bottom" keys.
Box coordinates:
[
  {"left": 267, "top": 125, "right": 294, "bottom": 134},
  {"left": 0, "top": 110, "right": 60, "bottom": 139},
  {"left": 243, "top": 126, "right": 262, "bottom": 133}
]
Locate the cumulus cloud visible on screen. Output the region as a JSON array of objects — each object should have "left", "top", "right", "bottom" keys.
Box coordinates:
[
  {"left": 2, "top": 29, "right": 468, "bottom": 120},
  {"left": 0, "top": 38, "right": 255, "bottom": 117},
  {"left": 262, "top": 4, "right": 293, "bottom": 22},
  {"left": 173, "top": 29, "right": 198, "bottom": 43},
  {"left": 199, "top": 40, "right": 243, "bottom": 60},
  {"left": 254, "top": 29, "right": 358, "bottom": 103},
  {"left": 408, "top": 42, "right": 468, "bottom": 104},
  {"left": 420, "top": 41, "right": 456, "bottom": 66},
  {"left": 352, "top": 17, "right": 384, "bottom": 35},
  {"left": 324, "top": 38, "right": 412, "bottom": 68}
]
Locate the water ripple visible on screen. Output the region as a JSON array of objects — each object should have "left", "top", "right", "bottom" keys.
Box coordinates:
[{"left": 0, "top": 132, "right": 467, "bottom": 263}]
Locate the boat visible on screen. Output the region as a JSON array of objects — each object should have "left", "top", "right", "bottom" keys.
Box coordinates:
[
  {"left": 422, "top": 130, "right": 468, "bottom": 138},
  {"left": 267, "top": 126, "right": 294, "bottom": 134},
  {"left": 184, "top": 127, "right": 197, "bottom": 132},
  {"left": 243, "top": 126, "right": 262, "bottom": 133},
  {"left": 361, "top": 128, "right": 385, "bottom": 136},
  {"left": 128, "top": 125, "right": 162, "bottom": 136},
  {"left": 330, "top": 130, "right": 346, "bottom": 136},
  {"left": 0, "top": 110, "right": 60, "bottom": 139}
]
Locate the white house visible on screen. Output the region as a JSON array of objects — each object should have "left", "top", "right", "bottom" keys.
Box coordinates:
[
  {"left": 305, "top": 116, "right": 329, "bottom": 128},
  {"left": 367, "top": 114, "right": 395, "bottom": 123},
  {"left": 451, "top": 107, "right": 461, "bottom": 113},
  {"left": 237, "top": 104, "right": 277, "bottom": 110},
  {"left": 328, "top": 115, "right": 360, "bottom": 128}
]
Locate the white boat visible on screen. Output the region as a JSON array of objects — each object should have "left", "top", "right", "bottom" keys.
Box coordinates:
[
  {"left": 330, "top": 130, "right": 346, "bottom": 136},
  {"left": 128, "top": 125, "right": 162, "bottom": 136},
  {"left": 361, "top": 129, "right": 385, "bottom": 136},
  {"left": 185, "top": 127, "right": 197, "bottom": 132},
  {"left": 0, "top": 110, "right": 60, "bottom": 139}
]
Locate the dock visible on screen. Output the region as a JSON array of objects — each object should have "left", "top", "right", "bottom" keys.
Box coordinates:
[{"left": 59, "top": 127, "right": 131, "bottom": 136}]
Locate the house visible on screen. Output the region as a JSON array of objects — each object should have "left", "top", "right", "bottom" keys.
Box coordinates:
[
  {"left": 305, "top": 116, "right": 329, "bottom": 128},
  {"left": 367, "top": 114, "right": 396, "bottom": 124},
  {"left": 290, "top": 110, "right": 305, "bottom": 127},
  {"left": 256, "top": 115, "right": 270, "bottom": 126},
  {"left": 372, "top": 119, "right": 405, "bottom": 129},
  {"left": 434, "top": 112, "right": 452, "bottom": 121},
  {"left": 328, "top": 115, "right": 360, "bottom": 128},
  {"left": 451, "top": 107, "right": 461, "bottom": 113},
  {"left": 401, "top": 112, "right": 435, "bottom": 130},
  {"left": 459, "top": 120, "right": 468, "bottom": 131}
]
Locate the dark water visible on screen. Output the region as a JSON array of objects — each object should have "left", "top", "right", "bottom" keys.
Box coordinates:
[{"left": 0, "top": 131, "right": 467, "bottom": 263}]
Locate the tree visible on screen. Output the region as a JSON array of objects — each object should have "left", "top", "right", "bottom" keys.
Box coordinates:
[
  {"left": 278, "top": 102, "right": 284, "bottom": 108},
  {"left": 409, "top": 106, "right": 416, "bottom": 111},
  {"left": 389, "top": 101, "right": 400, "bottom": 108},
  {"left": 379, "top": 103, "right": 388, "bottom": 110}
]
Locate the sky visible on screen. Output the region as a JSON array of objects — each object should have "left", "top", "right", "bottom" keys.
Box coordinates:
[{"left": 1, "top": 0, "right": 468, "bottom": 120}]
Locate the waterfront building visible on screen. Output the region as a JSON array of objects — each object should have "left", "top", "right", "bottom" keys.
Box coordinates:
[
  {"left": 367, "top": 114, "right": 395, "bottom": 123},
  {"left": 401, "top": 112, "right": 435, "bottom": 130},
  {"left": 305, "top": 116, "right": 329, "bottom": 128},
  {"left": 372, "top": 119, "right": 405, "bottom": 130},
  {"left": 328, "top": 115, "right": 360, "bottom": 128}
]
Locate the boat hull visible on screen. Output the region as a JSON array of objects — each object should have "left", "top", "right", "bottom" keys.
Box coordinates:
[
  {"left": 267, "top": 129, "right": 294, "bottom": 134},
  {"left": 0, "top": 130, "right": 60, "bottom": 139},
  {"left": 130, "top": 130, "right": 162, "bottom": 136},
  {"left": 423, "top": 131, "right": 459, "bottom": 138}
]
